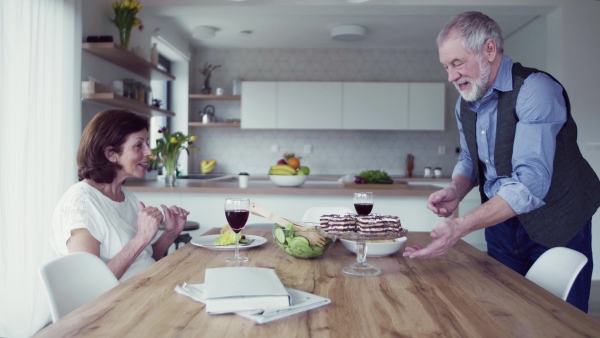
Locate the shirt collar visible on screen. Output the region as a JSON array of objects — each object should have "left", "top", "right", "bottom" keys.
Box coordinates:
[
  {"left": 492, "top": 55, "right": 513, "bottom": 93},
  {"left": 466, "top": 55, "right": 513, "bottom": 110}
]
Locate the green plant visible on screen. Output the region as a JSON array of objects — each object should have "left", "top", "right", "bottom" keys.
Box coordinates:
[
  {"left": 110, "top": 0, "right": 144, "bottom": 50},
  {"left": 199, "top": 62, "right": 221, "bottom": 80},
  {"left": 147, "top": 126, "right": 199, "bottom": 175}
]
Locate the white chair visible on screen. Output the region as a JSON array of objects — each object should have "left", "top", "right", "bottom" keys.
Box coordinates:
[
  {"left": 302, "top": 207, "right": 353, "bottom": 223},
  {"left": 39, "top": 252, "right": 119, "bottom": 322},
  {"left": 525, "top": 247, "right": 588, "bottom": 300}
]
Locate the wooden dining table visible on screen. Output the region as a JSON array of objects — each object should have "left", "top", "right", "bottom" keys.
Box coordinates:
[{"left": 35, "top": 228, "right": 600, "bottom": 337}]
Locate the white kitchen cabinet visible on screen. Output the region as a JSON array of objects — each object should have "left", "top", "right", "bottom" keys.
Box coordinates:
[
  {"left": 408, "top": 82, "right": 445, "bottom": 130},
  {"left": 277, "top": 82, "right": 342, "bottom": 129},
  {"left": 241, "top": 82, "right": 277, "bottom": 129},
  {"left": 342, "top": 82, "right": 408, "bottom": 130}
]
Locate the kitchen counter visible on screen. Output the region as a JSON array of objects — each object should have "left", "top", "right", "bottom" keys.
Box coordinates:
[{"left": 124, "top": 175, "right": 450, "bottom": 196}]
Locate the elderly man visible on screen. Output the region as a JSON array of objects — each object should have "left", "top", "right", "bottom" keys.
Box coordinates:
[{"left": 403, "top": 11, "right": 600, "bottom": 312}]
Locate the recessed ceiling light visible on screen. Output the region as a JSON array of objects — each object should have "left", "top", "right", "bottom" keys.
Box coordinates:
[
  {"left": 193, "top": 26, "right": 217, "bottom": 40},
  {"left": 331, "top": 24, "right": 367, "bottom": 42}
]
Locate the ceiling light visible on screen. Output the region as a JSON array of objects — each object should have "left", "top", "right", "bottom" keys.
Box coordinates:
[
  {"left": 343, "top": 0, "right": 370, "bottom": 3},
  {"left": 331, "top": 24, "right": 367, "bottom": 42},
  {"left": 192, "top": 26, "right": 217, "bottom": 40}
]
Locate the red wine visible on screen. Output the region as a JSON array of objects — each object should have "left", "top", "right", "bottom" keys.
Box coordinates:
[
  {"left": 354, "top": 203, "right": 373, "bottom": 216},
  {"left": 225, "top": 209, "right": 249, "bottom": 232}
]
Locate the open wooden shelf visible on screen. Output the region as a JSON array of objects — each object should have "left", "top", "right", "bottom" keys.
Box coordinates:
[
  {"left": 189, "top": 94, "right": 241, "bottom": 100},
  {"left": 83, "top": 42, "right": 175, "bottom": 81},
  {"left": 189, "top": 121, "right": 241, "bottom": 128},
  {"left": 82, "top": 93, "right": 175, "bottom": 117}
]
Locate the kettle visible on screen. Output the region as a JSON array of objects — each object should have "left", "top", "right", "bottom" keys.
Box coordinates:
[{"left": 200, "top": 105, "right": 215, "bottom": 123}]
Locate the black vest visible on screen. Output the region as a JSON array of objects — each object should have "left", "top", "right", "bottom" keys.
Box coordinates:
[{"left": 460, "top": 62, "right": 600, "bottom": 247}]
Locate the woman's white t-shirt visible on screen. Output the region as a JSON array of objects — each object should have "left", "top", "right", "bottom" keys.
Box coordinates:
[{"left": 52, "top": 181, "right": 155, "bottom": 281}]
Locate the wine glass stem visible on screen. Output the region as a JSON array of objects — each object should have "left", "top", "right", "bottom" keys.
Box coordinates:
[
  {"left": 356, "top": 239, "right": 367, "bottom": 264},
  {"left": 234, "top": 233, "right": 240, "bottom": 259}
]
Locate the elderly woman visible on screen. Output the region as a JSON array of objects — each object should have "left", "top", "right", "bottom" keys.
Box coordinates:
[{"left": 52, "top": 109, "right": 189, "bottom": 281}]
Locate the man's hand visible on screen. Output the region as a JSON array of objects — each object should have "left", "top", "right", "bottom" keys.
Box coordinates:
[
  {"left": 427, "top": 186, "right": 460, "bottom": 217},
  {"left": 402, "top": 218, "right": 462, "bottom": 259}
]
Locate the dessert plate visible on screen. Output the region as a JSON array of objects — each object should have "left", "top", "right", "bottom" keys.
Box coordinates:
[{"left": 190, "top": 234, "right": 267, "bottom": 250}]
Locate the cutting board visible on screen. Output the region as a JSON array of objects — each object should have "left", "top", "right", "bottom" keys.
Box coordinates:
[{"left": 342, "top": 181, "right": 408, "bottom": 189}]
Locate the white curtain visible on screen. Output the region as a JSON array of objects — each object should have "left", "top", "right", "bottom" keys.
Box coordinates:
[{"left": 0, "top": 0, "right": 81, "bottom": 336}]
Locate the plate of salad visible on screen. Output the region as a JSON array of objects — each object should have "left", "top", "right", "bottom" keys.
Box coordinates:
[{"left": 190, "top": 234, "right": 267, "bottom": 250}]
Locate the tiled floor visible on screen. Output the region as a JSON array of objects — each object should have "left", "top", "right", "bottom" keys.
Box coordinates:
[{"left": 589, "top": 280, "right": 600, "bottom": 320}]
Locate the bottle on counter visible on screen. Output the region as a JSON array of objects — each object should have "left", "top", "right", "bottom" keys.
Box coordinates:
[
  {"left": 434, "top": 167, "right": 443, "bottom": 178},
  {"left": 151, "top": 43, "right": 159, "bottom": 66}
]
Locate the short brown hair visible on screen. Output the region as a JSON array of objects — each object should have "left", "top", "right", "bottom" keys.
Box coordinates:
[{"left": 77, "top": 110, "right": 149, "bottom": 183}]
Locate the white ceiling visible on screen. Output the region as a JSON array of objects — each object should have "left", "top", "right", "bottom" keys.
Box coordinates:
[{"left": 144, "top": 1, "right": 558, "bottom": 50}]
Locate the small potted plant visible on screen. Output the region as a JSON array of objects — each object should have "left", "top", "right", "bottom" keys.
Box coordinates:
[
  {"left": 149, "top": 126, "right": 199, "bottom": 186},
  {"left": 199, "top": 62, "right": 221, "bottom": 94}
]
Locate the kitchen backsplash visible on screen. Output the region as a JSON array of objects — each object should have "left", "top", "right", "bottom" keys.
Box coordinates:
[{"left": 189, "top": 48, "right": 461, "bottom": 177}]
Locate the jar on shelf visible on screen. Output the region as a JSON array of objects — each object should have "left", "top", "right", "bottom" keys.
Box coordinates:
[
  {"left": 135, "top": 81, "right": 145, "bottom": 102},
  {"left": 145, "top": 85, "right": 153, "bottom": 105},
  {"left": 123, "top": 79, "right": 136, "bottom": 99}
]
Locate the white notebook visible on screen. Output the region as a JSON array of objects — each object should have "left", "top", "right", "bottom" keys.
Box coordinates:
[
  {"left": 204, "top": 267, "right": 290, "bottom": 314},
  {"left": 175, "top": 283, "right": 331, "bottom": 324}
]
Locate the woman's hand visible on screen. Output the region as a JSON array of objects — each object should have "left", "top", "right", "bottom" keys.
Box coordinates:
[
  {"left": 161, "top": 204, "right": 189, "bottom": 236},
  {"left": 427, "top": 186, "right": 460, "bottom": 217},
  {"left": 136, "top": 201, "right": 163, "bottom": 244}
]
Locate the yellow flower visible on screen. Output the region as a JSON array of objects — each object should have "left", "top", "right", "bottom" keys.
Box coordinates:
[
  {"left": 170, "top": 137, "right": 177, "bottom": 144},
  {"left": 189, "top": 136, "right": 196, "bottom": 142},
  {"left": 136, "top": 4, "right": 142, "bottom": 12},
  {"left": 124, "top": 0, "right": 130, "bottom": 7},
  {"left": 133, "top": 18, "right": 141, "bottom": 26}
]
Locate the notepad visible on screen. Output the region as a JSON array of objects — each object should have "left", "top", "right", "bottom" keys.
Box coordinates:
[
  {"left": 175, "top": 283, "right": 331, "bottom": 324},
  {"left": 204, "top": 267, "right": 290, "bottom": 314}
]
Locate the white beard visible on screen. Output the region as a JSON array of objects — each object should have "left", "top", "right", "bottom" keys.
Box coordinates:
[{"left": 454, "top": 55, "right": 491, "bottom": 102}]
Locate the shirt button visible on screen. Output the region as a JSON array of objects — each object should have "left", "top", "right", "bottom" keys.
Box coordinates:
[
  {"left": 485, "top": 159, "right": 489, "bottom": 164},
  {"left": 481, "top": 130, "right": 486, "bottom": 135}
]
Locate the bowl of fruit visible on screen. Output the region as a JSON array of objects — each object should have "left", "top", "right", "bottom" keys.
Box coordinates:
[
  {"left": 268, "top": 152, "right": 310, "bottom": 187},
  {"left": 272, "top": 223, "right": 336, "bottom": 259}
]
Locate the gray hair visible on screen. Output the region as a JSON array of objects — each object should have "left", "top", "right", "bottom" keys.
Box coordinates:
[{"left": 437, "top": 11, "right": 504, "bottom": 54}]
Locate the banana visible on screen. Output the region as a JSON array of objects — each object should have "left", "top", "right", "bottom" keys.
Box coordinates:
[
  {"left": 201, "top": 159, "right": 217, "bottom": 174},
  {"left": 269, "top": 164, "right": 297, "bottom": 175}
]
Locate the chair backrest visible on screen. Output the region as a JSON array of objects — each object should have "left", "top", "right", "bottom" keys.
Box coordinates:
[
  {"left": 525, "top": 247, "right": 588, "bottom": 300},
  {"left": 302, "top": 207, "right": 353, "bottom": 223},
  {"left": 39, "top": 252, "right": 119, "bottom": 322}
]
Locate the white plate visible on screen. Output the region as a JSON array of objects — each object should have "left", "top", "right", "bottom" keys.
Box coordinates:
[{"left": 190, "top": 234, "right": 267, "bottom": 250}]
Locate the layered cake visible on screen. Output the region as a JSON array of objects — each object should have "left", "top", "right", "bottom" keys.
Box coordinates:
[
  {"left": 319, "top": 213, "right": 403, "bottom": 234},
  {"left": 320, "top": 214, "right": 356, "bottom": 234}
]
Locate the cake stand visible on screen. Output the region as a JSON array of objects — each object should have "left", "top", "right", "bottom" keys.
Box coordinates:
[{"left": 318, "top": 227, "right": 408, "bottom": 277}]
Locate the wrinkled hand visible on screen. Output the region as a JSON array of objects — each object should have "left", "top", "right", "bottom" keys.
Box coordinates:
[
  {"left": 161, "top": 204, "right": 189, "bottom": 235},
  {"left": 427, "top": 187, "right": 460, "bottom": 217},
  {"left": 402, "top": 218, "right": 462, "bottom": 259},
  {"left": 137, "top": 201, "right": 163, "bottom": 244}
]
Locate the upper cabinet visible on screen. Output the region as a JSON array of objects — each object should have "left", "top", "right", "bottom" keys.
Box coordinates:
[
  {"left": 240, "top": 81, "right": 445, "bottom": 131},
  {"left": 278, "top": 82, "right": 342, "bottom": 129},
  {"left": 343, "top": 82, "right": 408, "bottom": 130},
  {"left": 82, "top": 42, "right": 176, "bottom": 117},
  {"left": 241, "top": 82, "right": 277, "bottom": 129},
  {"left": 408, "top": 83, "right": 445, "bottom": 130}
]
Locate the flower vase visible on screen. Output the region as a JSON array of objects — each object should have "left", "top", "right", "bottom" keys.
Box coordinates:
[
  {"left": 163, "top": 151, "right": 180, "bottom": 187},
  {"left": 119, "top": 26, "right": 132, "bottom": 51},
  {"left": 201, "top": 78, "right": 211, "bottom": 94}
]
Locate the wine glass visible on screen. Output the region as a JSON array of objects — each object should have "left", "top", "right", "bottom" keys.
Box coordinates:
[
  {"left": 225, "top": 198, "right": 250, "bottom": 263},
  {"left": 346, "top": 192, "right": 379, "bottom": 276},
  {"left": 353, "top": 192, "right": 374, "bottom": 216}
]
